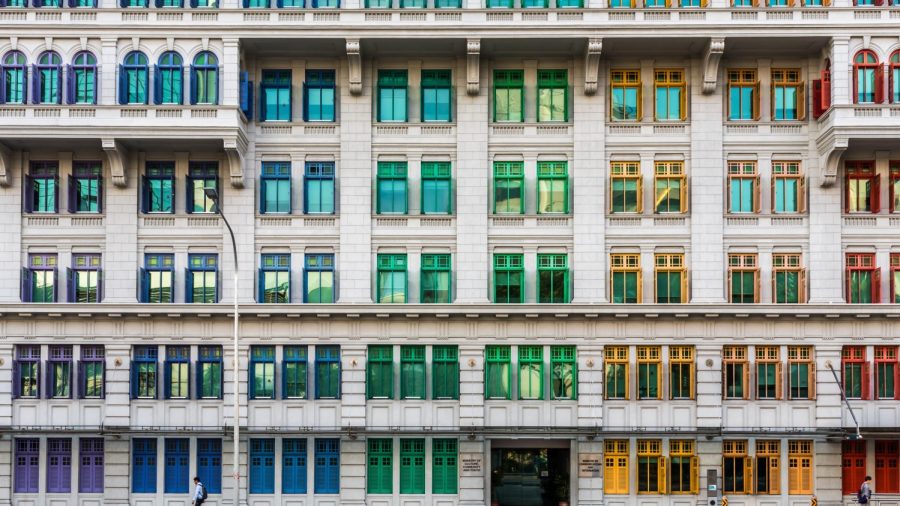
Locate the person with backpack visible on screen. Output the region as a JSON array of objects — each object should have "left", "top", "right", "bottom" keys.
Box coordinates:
[
  {"left": 858, "top": 475, "right": 873, "bottom": 504},
  {"left": 192, "top": 476, "right": 208, "bottom": 505}
]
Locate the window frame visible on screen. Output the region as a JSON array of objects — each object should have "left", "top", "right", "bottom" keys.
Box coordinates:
[
  {"left": 892, "top": 252, "right": 900, "bottom": 304},
  {"left": 70, "top": 51, "right": 98, "bottom": 105},
  {"left": 400, "top": 345, "right": 426, "bottom": 400},
  {"left": 69, "top": 162, "right": 103, "bottom": 214},
  {"left": 164, "top": 438, "right": 189, "bottom": 494},
  {"left": 432, "top": 439, "right": 458, "bottom": 494},
  {"left": 517, "top": 345, "right": 544, "bottom": 400},
  {"left": 421, "top": 161, "right": 452, "bottom": 215},
  {"left": 727, "top": 161, "right": 760, "bottom": 214},
  {"left": 604, "top": 346, "right": 629, "bottom": 400},
  {"left": 637, "top": 345, "right": 662, "bottom": 400},
  {"left": 771, "top": 68, "right": 805, "bottom": 121},
  {"left": 141, "top": 253, "right": 174, "bottom": 303},
  {"left": 304, "top": 161, "right": 335, "bottom": 215},
  {"left": 654, "top": 161, "right": 687, "bottom": 214},
  {"left": 282, "top": 345, "right": 308, "bottom": 400},
  {"left": 610, "top": 253, "right": 641, "bottom": 304},
  {"left": 79, "top": 345, "right": 105, "bottom": 399},
  {"left": 197, "top": 345, "right": 223, "bottom": 400},
  {"left": 420, "top": 253, "right": 451, "bottom": 304},
  {"left": 787, "top": 440, "right": 813, "bottom": 495},
  {"left": 755, "top": 345, "right": 783, "bottom": 400},
  {"left": 186, "top": 162, "right": 219, "bottom": 214},
  {"left": 131, "top": 346, "right": 158, "bottom": 400},
  {"left": 842, "top": 345, "right": 868, "bottom": 400},
  {"left": 874, "top": 346, "right": 899, "bottom": 400},
  {"left": 550, "top": 345, "right": 577, "bottom": 400},
  {"left": 78, "top": 438, "right": 104, "bottom": 494},
  {"left": 610, "top": 161, "right": 642, "bottom": 214},
  {"left": 669, "top": 440, "right": 698, "bottom": 494},
  {"left": 131, "top": 438, "right": 157, "bottom": 494},
  {"left": 654, "top": 253, "right": 687, "bottom": 303},
  {"left": 536, "top": 253, "right": 570, "bottom": 304},
  {"left": 186, "top": 253, "right": 218, "bottom": 304},
  {"left": 141, "top": 162, "right": 175, "bottom": 214},
  {"left": 155, "top": 51, "right": 183, "bottom": 106},
  {"left": 120, "top": 51, "right": 149, "bottom": 105},
  {"left": 727, "top": 69, "right": 760, "bottom": 121},
  {"left": 23, "top": 253, "right": 58, "bottom": 303},
  {"left": 772, "top": 161, "right": 805, "bottom": 214},
  {"left": 845, "top": 161, "right": 880, "bottom": 214},
  {"left": 604, "top": 440, "right": 629, "bottom": 495},
  {"left": 853, "top": 50, "right": 883, "bottom": 105},
  {"left": 536, "top": 161, "right": 568, "bottom": 214},
  {"left": 432, "top": 345, "right": 459, "bottom": 400},
  {"left": 846, "top": 252, "right": 880, "bottom": 304},
  {"left": 2, "top": 51, "right": 28, "bottom": 104},
  {"left": 728, "top": 253, "right": 759, "bottom": 304},
  {"left": 891, "top": 162, "right": 900, "bottom": 214},
  {"left": 249, "top": 345, "right": 276, "bottom": 400},
  {"left": 304, "top": 253, "right": 335, "bottom": 304},
  {"left": 377, "top": 69, "right": 408, "bottom": 123},
  {"left": 723, "top": 440, "right": 752, "bottom": 495},
  {"left": 35, "top": 51, "right": 62, "bottom": 105},
  {"left": 492, "top": 70, "right": 525, "bottom": 123},
  {"left": 787, "top": 346, "right": 815, "bottom": 400},
  {"left": 367, "top": 439, "right": 393, "bottom": 494},
  {"left": 493, "top": 161, "right": 525, "bottom": 214},
  {"left": 773, "top": 253, "right": 806, "bottom": 304},
  {"left": 163, "top": 345, "right": 190, "bottom": 400},
  {"left": 366, "top": 345, "right": 394, "bottom": 400},
  {"left": 25, "top": 161, "right": 59, "bottom": 214},
  {"left": 492, "top": 253, "right": 524, "bottom": 303},
  {"left": 722, "top": 345, "right": 749, "bottom": 400},
  {"left": 536, "top": 69, "right": 568, "bottom": 122},
  {"left": 196, "top": 439, "right": 222, "bottom": 494},
  {"left": 669, "top": 346, "right": 695, "bottom": 400},
  {"left": 484, "top": 345, "right": 511, "bottom": 400},
  {"left": 755, "top": 440, "right": 781, "bottom": 495},
  {"left": 315, "top": 346, "right": 341, "bottom": 399},
  {"left": 259, "top": 253, "right": 291, "bottom": 304},
  {"left": 314, "top": 439, "right": 340, "bottom": 494},
  {"left": 399, "top": 439, "right": 426, "bottom": 494},
  {"left": 376, "top": 253, "right": 407, "bottom": 304},
  {"left": 260, "top": 161, "right": 291, "bottom": 215},
  {"left": 260, "top": 69, "right": 292, "bottom": 122},
  {"left": 303, "top": 69, "right": 336, "bottom": 122},
  {"left": 421, "top": 69, "right": 452, "bottom": 122},
  {"left": 190, "top": 52, "right": 218, "bottom": 105},
  {"left": 654, "top": 69, "right": 686, "bottom": 121},
  {"left": 610, "top": 69, "right": 642, "bottom": 121},
  {"left": 249, "top": 438, "right": 275, "bottom": 494},
  {"left": 376, "top": 161, "right": 408, "bottom": 215},
  {"left": 636, "top": 439, "right": 666, "bottom": 494},
  {"left": 47, "top": 345, "right": 73, "bottom": 399}
]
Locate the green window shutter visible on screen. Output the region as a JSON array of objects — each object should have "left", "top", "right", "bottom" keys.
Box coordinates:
[
  {"left": 399, "top": 439, "right": 425, "bottom": 494},
  {"left": 550, "top": 345, "right": 577, "bottom": 399},
  {"left": 485, "top": 345, "right": 512, "bottom": 399},
  {"left": 400, "top": 345, "right": 426, "bottom": 399},
  {"left": 367, "top": 439, "right": 393, "bottom": 494},
  {"left": 518, "top": 345, "right": 544, "bottom": 400},
  {"left": 432, "top": 345, "right": 459, "bottom": 399},
  {"left": 366, "top": 345, "right": 394, "bottom": 399},
  {"left": 432, "top": 439, "right": 458, "bottom": 494}
]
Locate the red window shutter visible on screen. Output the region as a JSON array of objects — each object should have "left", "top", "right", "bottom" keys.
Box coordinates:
[
  {"left": 873, "top": 268, "right": 882, "bottom": 303},
  {"left": 812, "top": 80, "right": 824, "bottom": 118},
  {"left": 853, "top": 66, "right": 860, "bottom": 103},
  {"left": 873, "top": 174, "right": 881, "bottom": 213},
  {"left": 843, "top": 174, "right": 850, "bottom": 213},
  {"left": 822, "top": 70, "right": 832, "bottom": 110},
  {"left": 895, "top": 360, "right": 900, "bottom": 400},
  {"left": 863, "top": 361, "right": 871, "bottom": 400},
  {"left": 875, "top": 65, "right": 886, "bottom": 104},
  {"left": 845, "top": 267, "right": 851, "bottom": 301}
]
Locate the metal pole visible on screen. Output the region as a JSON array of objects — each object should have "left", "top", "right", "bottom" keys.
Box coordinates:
[
  {"left": 215, "top": 200, "right": 240, "bottom": 506},
  {"left": 826, "top": 362, "right": 861, "bottom": 439}
]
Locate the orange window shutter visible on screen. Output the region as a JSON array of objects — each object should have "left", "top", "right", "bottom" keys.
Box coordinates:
[
  {"left": 799, "top": 176, "right": 807, "bottom": 212},
  {"left": 658, "top": 457, "right": 667, "bottom": 494},
  {"left": 798, "top": 82, "right": 807, "bottom": 120},
  {"left": 808, "top": 354, "right": 816, "bottom": 398},
  {"left": 753, "top": 81, "right": 761, "bottom": 120},
  {"left": 873, "top": 268, "right": 882, "bottom": 303},
  {"left": 775, "top": 361, "right": 784, "bottom": 399},
  {"left": 770, "top": 457, "right": 780, "bottom": 494},
  {"left": 743, "top": 360, "right": 750, "bottom": 399},
  {"left": 754, "top": 270, "right": 760, "bottom": 303},
  {"left": 743, "top": 456, "right": 754, "bottom": 494},
  {"left": 680, "top": 84, "right": 687, "bottom": 121},
  {"left": 754, "top": 174, "right": 762, "bottom": 213}
]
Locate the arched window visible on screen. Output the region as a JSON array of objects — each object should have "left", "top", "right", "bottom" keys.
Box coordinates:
[
  {"left": 890, "top": 50, "right": 900, "bottom": 103},
  {"left": 853, "top": 50, "right": 883, "bottom": 104},
  {"left": 35, "top": 51, "right": 62, "bottom": 105},
  {"left": 0, "top": 51, "right": 27, "bottom": 104},
  {"left": 69, "top": 51, "right": 97, "bottom": 105},
  {"left": 119, "top": 51, "right": 149, "bottom": 105},
  {"left": 191, "top": 52, "right": 218, "bottom": 105},
  {"left": 155, "top": 52, "right": 183, "bottom": 105}
]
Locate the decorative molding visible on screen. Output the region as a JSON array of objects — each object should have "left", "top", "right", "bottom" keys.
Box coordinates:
[
  {"left": 584, "top": 38, "right": 603, "bottom": 96},
  {"left": 166, "top": 37, "right": 175, "bottom": 52},
  {"left": 0, "top": 143, "right": 13, "bottom": 187},
  {"left": 819, "top": 136, "right": 848, "bottom": 188},
  {"left": 702, "top": 37, "right": 726, "bottom": 95},
  {"left": 101, "top": 138, "right": 128, "bottom": 188},
  {"left": 467, "top": 38, "right": 480, "bottom": 96},
  {"left": 346, "top": 39, "right": 362, "bottom": 96},
  {"left": 224, "top": 137, "right": 246, "bottom": 188}
]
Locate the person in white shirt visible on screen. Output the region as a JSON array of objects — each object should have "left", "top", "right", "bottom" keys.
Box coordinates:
[{"left": 192, "top": 476, "right": 205, "bottom": 505}]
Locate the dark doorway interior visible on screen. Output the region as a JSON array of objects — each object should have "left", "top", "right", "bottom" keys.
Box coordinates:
[{"left": 490, "top": 448, "right": 570, "bottom": 506}]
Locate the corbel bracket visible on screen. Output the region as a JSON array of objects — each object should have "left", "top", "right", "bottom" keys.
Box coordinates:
[
  {"left": 467, "top": 39, "right": 480, "bottom": 96},
  {"left": 702, "top": 37, "right": 725, "bottom": 95},
  {"left": 584, "top": 38, "right": 603, "bottom": 96},
  {"left": 819, "top": 136, "right": 848, "bottom": 188},
  {"left": 346, "top": 39, "right": 362, "bottom": 96},
  {"left": 101, "top": 138, "right": 128, "bottom": 188},
  {"left": 0, "top": 142, "right": 12, "bottom": 187},
  {"left": 224, "top": 137, "right": 247, "bottom": 188}
]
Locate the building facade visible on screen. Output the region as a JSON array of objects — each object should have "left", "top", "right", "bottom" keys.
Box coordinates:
[{"left": 0, "top": 2, "right": 898, "bottom": 506}]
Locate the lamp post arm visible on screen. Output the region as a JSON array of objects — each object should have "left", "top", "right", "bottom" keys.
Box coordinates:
[{"left": 827, "top": 362, "right": 861, "bottom": 439}]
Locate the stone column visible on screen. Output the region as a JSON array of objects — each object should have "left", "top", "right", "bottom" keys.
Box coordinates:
[
  {"left": 339, "top": 438, "right": 367, "bottom": 506},
  {"left": 696, "top": 344, "right": 723, "bottom": 428},
  {"left": 0, "top": 150, "right": 22, "bottom": 303},
  {"left": 458, "top": 344, "right": 485, "bottom": 428},
  {"left": 103, "top": 343, "right": 132, "bottom": 427},
  {"left": 340, "top": 344, "right": 367, "bottom": 428}
]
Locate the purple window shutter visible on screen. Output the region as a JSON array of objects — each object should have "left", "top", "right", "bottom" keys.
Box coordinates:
[
  {"left": 53, "top": 267, "right": 58, "bottom": 302},
  {"left": 68, "top": 360, "right": 74, "bottom": 399},
  {"left": 66, "top": 267, "right": 75, "bottom": 303},
  {"left": 97, "top": 176, "right": 103, "bottom": 213},
  {"left": 76, "top": 360, "right": 84, "bottom": 399},
  {"left": 11, "top": 360, "right": 19, "bottom": 400},
  {"left": 20, "top": 267, "right": 33, "bottom": 302},
  {"left": 55, "top": 65, "right": 62, "bottom": 104},
  {"left": 98, "top": 269, "right": 104, "bottom": 302},
  {"left": 0, "top": 66, "right": 7, "bottom": 104},
  {"left": 23, "top": 175, "right": 34, "bottom": 213},
  {"left": 100, "top": 361, "right": 106, "bottom": 399},
  {"left": 35, "top": 362, "right": 41, "bottom": 398},
  {"left": 31, "top": 65, "right": 40, "bottom": 105},
  {"left": 67, "top": 174, "right": 76, "bottom": 213},
  {"left": 45, "top": 361, "right": 53, "bottom": 399}
]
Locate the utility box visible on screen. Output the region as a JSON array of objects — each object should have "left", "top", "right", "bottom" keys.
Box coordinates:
[{"left": 706, "top": 469, "right": 721, "bottom": 506}]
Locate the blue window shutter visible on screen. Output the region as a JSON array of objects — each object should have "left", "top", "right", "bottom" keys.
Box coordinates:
[
  {"left": 11, "top": 360, "right": 19, "bottom": 399},
  {"left": 139, "top": 175, "right": 149, "bottom": 213},
  {"left": 23, "top": 175, "right": 34, "bottom": 213},
  {"left": 259, "top": 178, "right": 267, "bottom": 214},
  {"left": 129, "top": 361, "right": 137, "bottom": 399},
  {"left": 53, "top": 175, "right": 60, "bottom": 212},
  {"left": 152, "top": 64, "right": 161, "bottom": 105},
  {"left": 65, "top": 65, "right": 74, "bottom": 104},
  {"left": 0, "top": 66, "right": 7, "bottom": 105},
  {"left": 31, "top": 65, "right": 40, "bottom": 105},
  {"left": 287, "top": 84, "right": 293, "bottom": 121},
  {"left": 163, "top": 360, "right": 171, "bottom": 399},
  {"left": 138, "top": 268, "right": 147, "bottom": 302},
  {"left": 97, "top": 176, "right": 104, "bottom": 213},
  {"left": 66, "top": 267, "right": 75, "bottom": 303},
  {"left": 189, "top": 65, "right": 197, "bottom": 105},
  {"left": 194, "top": 361, "right": 201, "bottom": 399},
  {"left": 184, "top": 175, "right": 194, "bottom": 213},
  {"left": 257, "top": 268, "right": 264, "bottom": 302},
  {"left": 258, "top": 84, "right": 266, "bottom": 121},
  {"left": 118, "top": 65, "right": 127, "bottom": 104},
  {"left": 239, "top": 72, "right": 249, "bottom": 115},
  {"left": 20, "top": 268, "right": 33, "bottom": 302},
  {"left": 67, "top": 174, "right": 76, "bottom": 214},
  {"left": 185, "top": 268, "right": 193, "bottom": 303},
  {"left": 302, "top": 82, "right": 309, "bottom": 121},
  {"left": 280, "top": 359, "right": 287, "bottom": 399},
  {"left": 248, "top": 360, "right": 256, "bottom": 399}
]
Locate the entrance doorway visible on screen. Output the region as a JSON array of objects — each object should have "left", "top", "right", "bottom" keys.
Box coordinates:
[{"left": 490, "top": 447, "right": 570, "bottom": 506}]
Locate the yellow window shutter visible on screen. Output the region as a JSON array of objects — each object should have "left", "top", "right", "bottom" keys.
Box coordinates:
[
  {"left": 619, "top": 457, "right": 629, "bottom": 493},
  {"left": 636, "top": 176, "right": 644, "bottom": 213},
  {"left": 770, "top": 456, "right": 780, "bottom": 494},
  {"left": 753, "top": 81, "right": 761, "bottom": 120},
  {"left": 808, "top": 352, "right": 816, "bottom": 398},
  {"left": 753, "top": 174, "right": 762, "bottom": 213},
  {"left": 798, "top": 176, "right": 807, "bottom": 213},
  {"left": 743, "top": 363, "right": 750, "bottom": 399},
  {"left": 658, "top": 457, "right": 668, "bottom": 494},
  {"left": 680, "top": 83, "right": 687, "bottom": 121},
  {"left": 776, "top": 361, "right": 784, "bottom": 399},
  {"left": 743, "top": 456, "right": 754, "bottom": 494},
  {"left": 798, "top": 82, "right": 807, "bottom": 120},
  {"left": 691, "top": 456, "right": 700, "bottom": 494}
]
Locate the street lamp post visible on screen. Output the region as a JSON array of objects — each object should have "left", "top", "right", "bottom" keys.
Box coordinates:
[{"left": 204, "top": 188, "right": 241, "bottom": 506}]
